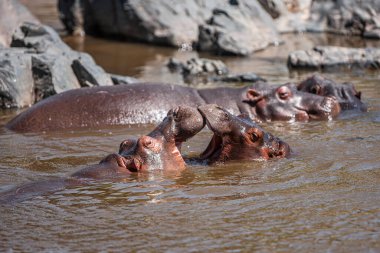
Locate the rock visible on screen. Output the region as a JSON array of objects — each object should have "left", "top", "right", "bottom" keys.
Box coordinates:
[
  {"left": 198, "top": 4, "right": 280, "bottom": 55},
  {"left": 57, "top": 0, "right": 84, "bottom": 36},
  {"left": 71, "top": 52, "right": 113, "bottom": 87},
  {"left": 11, "top": 22, "right": 72, "bottom": 54},
  {"left": 80, "top": 0, "right": 280, "bottom": 55},
  {"left": 0, "top": 21, "right": 113, "bottom": 108},
  {"left": 0, "top": 0, "right": 39, "bottom": 47},
  {"left": 288, "top": 46, "right": 380, "bottom": 69},
  {"left": 167, "top": 57, "right": 228, "bottom": 83},
  {"left": 182, "top": 58, "right": 228, "bottom": 76},
  {"left": 31, "top": 53, "right": 81, "bottom": 102},
  {"left": 318, "top": 0, "right": 380, "bottom": 39},
  {"left": 0, "top": 50, "right": 34, "bottom": 108},
  {"left": 167, "top": 57, "right": 265, "bottom": 84},
  {"left": 110, "top": 74, "right": 139, "bottom": 85},
  {"left": 257, "top": 0, "right": 380, "bottom": 39},
  {"left": 211, "top": 73, "right": 266, "bottom": 83},
  {"left": 258, "top": 0, "right": 313, "bottom": 33}
]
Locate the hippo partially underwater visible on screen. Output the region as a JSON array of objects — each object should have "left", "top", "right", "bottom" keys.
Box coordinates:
[
  {"left": 296, "top": 74, "right": 367, "bottom": 111},
  {"left": 6, "top": 79, "right": 343, "bottom": 133},
  {"left": 0, "top": 105, "right": 290, "bottom": 203}
]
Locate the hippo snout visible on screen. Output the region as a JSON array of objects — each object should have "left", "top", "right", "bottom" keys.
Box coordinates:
[
  {"left": 138, "top": 136, "right": 162, "bottom": 153},
  {"left": 264, "top": 134, "right": 291, "bottom": 159}
]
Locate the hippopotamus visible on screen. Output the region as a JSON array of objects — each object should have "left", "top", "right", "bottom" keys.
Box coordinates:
[
  {"left": 297, "top": 74, "right": 367, "bottom": 111},
  {"left": 198, "top": 104, "right": 291, "bottom": 164},
  {"left": 5, "top": 82, "right": 341, "bottom": 133},
  {"left": 0, "top": 106, "right": 205, "bottom": 203}
]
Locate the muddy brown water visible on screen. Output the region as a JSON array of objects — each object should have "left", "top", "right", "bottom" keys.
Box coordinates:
[{"left": 1, "top": 3, "right": 380, "bottom": 252}]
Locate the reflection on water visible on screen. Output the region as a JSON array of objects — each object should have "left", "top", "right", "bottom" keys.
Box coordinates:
[{"left": 1, "top": 2, "right": 380, "bottom": 252}]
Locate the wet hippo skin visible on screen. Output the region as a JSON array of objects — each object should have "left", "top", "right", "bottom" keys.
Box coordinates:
[
  {"left": 6, "top": 81, "right": 342, "bottom": 133},
  {"left": 198, "top": 104, "right": 291, "bottom": 164},
  {"left": 297, "top": 74, "right": 367, "bottom": 111}
]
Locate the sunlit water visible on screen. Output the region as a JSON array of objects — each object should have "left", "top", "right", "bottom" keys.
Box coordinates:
[{"left": 1, "top": 2, "right": 380, "bottom": 252}]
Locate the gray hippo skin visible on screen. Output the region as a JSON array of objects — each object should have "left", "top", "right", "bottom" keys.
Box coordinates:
[
  {"left": 0, "top": 106, "right": 205, "bottom": 204},
  {"left": 6, "top": 82, "right": 341, "bottom": 133},
  {"left": 297, "top": 74, "right": 367, "bottom": 111}
]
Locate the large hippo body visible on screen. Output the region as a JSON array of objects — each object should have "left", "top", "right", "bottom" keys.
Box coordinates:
[{"left": 6, "top": 82, "right": 341, "bottom": 133}]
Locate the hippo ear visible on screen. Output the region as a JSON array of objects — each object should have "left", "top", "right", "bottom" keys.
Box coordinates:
[{"left": 244, "top": 89, "right": 263, "bottom": 104}]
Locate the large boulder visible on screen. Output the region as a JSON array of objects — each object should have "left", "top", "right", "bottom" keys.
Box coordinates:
[
  {"left": 257, "top": 0, "right": 313, "bottom": 33},
  {"left": 11, "top": 22, "right": 72, "bottom": 53},
  {"left": 288, "top": 46, "right": 380, "bottom": 69},
  {"left": 31, "top": 53, "right": 81, "bottom": 102},
  {"left": 0, "top": 0, "right": 39, "bottom": 47},
  {"left": 0, "top": 22, "right": 114, "bottom": 108},
  {"left": 80, "top": 0, "right": 280, "bottom": 55},
  {"left": 258, "top": 0, "right": 380, "bottom": 39},
  {"left": 198, "top": 3, "right": 280, "bottom": 55},
  {"left": 0, "top": 49, "right": 34, "bottom": 108}
]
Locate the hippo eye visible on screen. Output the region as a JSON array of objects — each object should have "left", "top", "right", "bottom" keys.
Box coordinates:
[
  {"left": 251, "top": 133, "right": 259, "bottom": 142},
  {"left": 310, "top": 85, "right": 321, "bottom": 95},
  {"left": 277, "top": 86, "right": 291, "bottom": 100}
]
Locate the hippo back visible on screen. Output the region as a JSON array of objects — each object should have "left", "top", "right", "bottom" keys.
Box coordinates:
[{"left": 6, "top": 83, "right": 205, "bottom": 132}]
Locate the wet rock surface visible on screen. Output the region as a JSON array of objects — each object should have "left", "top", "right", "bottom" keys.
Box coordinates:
[
  {"left": 167, "top": 57, "right": 265, "bottom": 84},
  {"left": 197, "top": 3, "right": 280, "bottom": 55},
  {"left": 288, "top": 46, "right": 380, "bottom": 69},
  {"left": 258, "top": 0, "right": 380, "bottom": 39},
  {"left": 80, "top": 0, "right": 280, "bottom": 56},
  {"left": 310, "top": 0, "right": 380, "bottom": 39},
  {"left": 110, "top": 74, "right": 139, "bottom": 85},
  {"left": 0, "top": 22, "right": 113, "bottom": 108},
  {"left": 0, "top": 0, "right": 40, "bottom": 47},
  {"left": 0, "top": 49, "right": 34, "bottom": 108}
]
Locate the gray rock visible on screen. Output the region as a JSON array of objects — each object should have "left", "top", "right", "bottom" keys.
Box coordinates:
[
  {"left": 288, "top": 46, "right": 380, "bottom": 69},
  {"left": 198, "top": 3, "right": 280, "bottom": 56},
  {"left": 211, "top": 73, "right": 266, "bottom": 83},
  {"left": 80, "top": 0, "right": 280, "bottom": 55},
  {"left": 11, "top": 22, "right": 72, "bottom": 54},
  {"left": 257, "top": 0, "right": 380, "bottom": 40},
  {"left": 71, "top": 52, "right": 113, "bottom": 87},
  {"left": 167, "top": 57, "right": 265, "bottom": 84},
  {"left": 182, "top": 58, "right": 229, "bottom": 76},
  {"left": 110, "top": 74, "right": 139, "bottom": 85},
  {"left": 0, "top": 0, "right": 39, "bottom": 47},
  {"left": 0, "top": 21, "right": 113, "bottom": 108},
  {"left": 31, "top": 53, "right": 81, "bottom": 102},
  {"left": 0, "top": 50, "right": 34, "bottom": 108},
  {"left": 167, "top": 57, "right": 229, "bottom": 84}
]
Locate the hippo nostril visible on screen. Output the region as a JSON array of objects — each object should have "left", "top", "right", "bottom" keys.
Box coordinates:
[{"left": 143, "top": 139, "right": 152, "bottom": 147}]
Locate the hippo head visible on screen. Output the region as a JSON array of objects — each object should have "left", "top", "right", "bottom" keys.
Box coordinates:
[
  {"left": 198, "top": 104, "right": 291, "bottom": 164},
  {"left": 297, "top": 75, "right": 367, "bottom": 111},
  {"left": 119, "top": 106, "right": 205, "bottom": 172},
  {"left": 243, "top": 84, "right": 341, "bottom": 122}
]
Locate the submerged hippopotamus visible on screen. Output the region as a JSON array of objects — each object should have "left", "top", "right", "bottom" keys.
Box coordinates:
[
  {"left": 6, "top": 82, "right": 341, "bottom": 133},
  {"left": 297, "top": 74, "right": 367, "bottom": 111},
  {"left": 0, "top": 106, "right": 205, "bottom": 203},
  {"left": 198, "top": 104, "right": 291, "bottom": 164}
]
